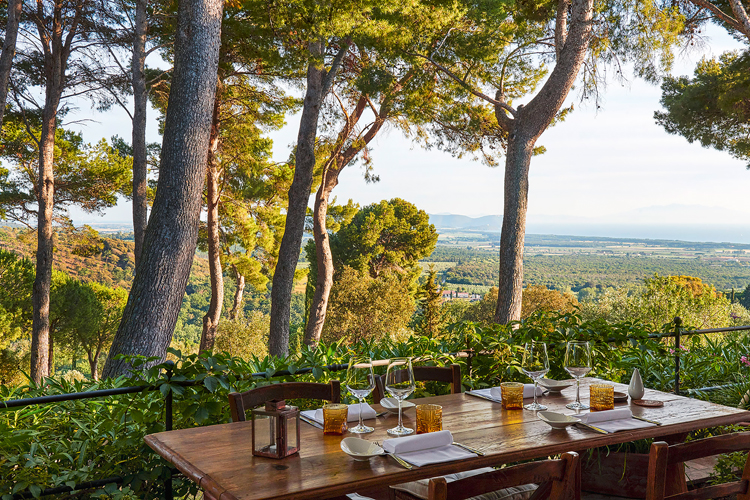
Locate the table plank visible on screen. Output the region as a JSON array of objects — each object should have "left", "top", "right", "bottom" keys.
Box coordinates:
[{"left": 144, "top": 378, "right": 750, "bottom": 500}]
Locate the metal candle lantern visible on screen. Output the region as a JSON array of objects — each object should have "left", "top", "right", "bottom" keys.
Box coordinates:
[{"left": 251, "top": 399, "right": 300, "bottom": 459}]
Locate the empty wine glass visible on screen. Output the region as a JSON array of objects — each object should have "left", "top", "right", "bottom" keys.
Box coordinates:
[
  {"left": 521, "top": 341, "right": 549, "bottom": 411},
  {"left": 346, "top": 356, "right": 376, "bottom": 434},
  {"left": 564, "top": 341, "right": 592, "bottom": 410},
  {"left": 385, "top": 357, "right": 415, "bottom": 436}
]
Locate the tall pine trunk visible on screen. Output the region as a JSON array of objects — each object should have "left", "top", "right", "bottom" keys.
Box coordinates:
[
  {"left": 0, "top": 0, "right": 23, "bottom": 126},
  {"left": 200, "top": 91, "right": 223, "bottom": 353},
  {"left": 103, "top": 0, "right": 223, "bottom": 378},
  {"left": 268, "top": 42, "right": 326, "bottom": 357},
  {"left": 131, "top": 0, "right": 149, "bottom": 265},
  {"left": 493, "top": 0, "right": 593, "bottom": 323},
  {"left": 303, "top": 175, "right": 336, "bottom": 345},
  {"left": 230, "top": 264, "right": 245, "bottom": 320},
  {"left": 30, "top": 85, "right": 62, "bottom": 383}
]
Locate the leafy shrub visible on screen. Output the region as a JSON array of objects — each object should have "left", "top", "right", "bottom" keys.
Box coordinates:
[{"left": 214, "top": 313, "right": 269, "bottom": 359}]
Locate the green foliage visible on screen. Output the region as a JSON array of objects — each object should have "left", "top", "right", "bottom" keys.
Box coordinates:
[
  {"left": 214, "top": 313, "right": 269, "bottom": 360},
  {"left": 332, "top": 198, "right": 438, "bottom": 279},
  {"left": 0, "top": 114, "right": 132, "bottom": 225},
  {"left": 656, "top": 50, "right": 750, "bottom": 167},
  {"left": 322, "top": 266, "right": 416, "bottom": 344},
  {"left": 413, "top": 268, "right": 445, "bottom": 337}
]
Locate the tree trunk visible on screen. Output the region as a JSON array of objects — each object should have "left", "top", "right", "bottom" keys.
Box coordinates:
[
  {"left": 493, "top": 0, "right": 594, "bottom": 324},
  {"left": 494, "top": 129, "right": 534, "bottom": 323},
  {"left": 88, "top": 348, "right": 100, "bottom": 381},
  {"left": 268, "top": 41, "right": 327, "bottom": 357},
  {"left": 303, "top": 176, "right": 337, "bottom": 345},
  {"left": 131, "top": 0, "right": 149, "bottom": 265},
  {"left": 30, "top": 89, "right": 61, "bottom": 384},
  {"left": 103, "top": 0, "right": 223, "bottom": 378},
  {"left": 0, "top": 0, "right": 22, "bottom": 127},
  {"left": 200, "top": 91, "right": 223, "bottom": 353},
  {"left": 47, "top": 334, "right": 54, "bottom": 375},
  {"left": 230, "top": 264, "right": 245, "bottom": 320}
]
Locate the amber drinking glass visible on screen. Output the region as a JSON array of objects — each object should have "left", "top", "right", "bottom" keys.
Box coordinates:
[
  {"left": 500, "top": 382, "right": 524, "bottom": 410},
  {"left": 416, "top": 404, "right": 443, "bottom": 434},
  {"left": 322, "top": 403, "right": 348, "bottom": 435},
  {"left": 590, "top": 384, "right": 615, "bottom": 411}
]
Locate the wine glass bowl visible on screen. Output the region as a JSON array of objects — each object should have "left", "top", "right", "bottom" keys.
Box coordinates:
[
  {"left": 346, "top": 356, "right": 375, "bottom": 434},
  {"left": 385, "top": 357, "right": 415, "bottom": 436},
  {"left": 521, "top": 341, "right": 549, "bottom": 411},
  {"left": 564, "top": 341, "right": 592, "bottom": 410}
]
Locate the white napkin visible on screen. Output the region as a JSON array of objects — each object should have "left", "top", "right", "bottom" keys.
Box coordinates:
[
  {"left": 301, "top": 403, "right": 377, "bottom": 425},
  {"left": 489, "top": 384, "right": 544, "bottom": 400},
  {"left": 578, "top": 408, "right": 656, "bottom": 433},
  {"left": 382, "top": 430, "right": 476, "bottom": 467}
]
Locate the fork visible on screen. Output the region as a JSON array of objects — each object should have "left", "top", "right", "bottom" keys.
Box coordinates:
[
  {"left": 452, "top": 442, "right": 486, "bottom": 456},
  {"left": 374, "top": 441, "right": 414, "bottom": 469}
]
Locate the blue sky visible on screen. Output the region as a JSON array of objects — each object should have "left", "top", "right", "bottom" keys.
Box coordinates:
[{"left": 66, "top": 25, "right": 750, "bottom": 232}]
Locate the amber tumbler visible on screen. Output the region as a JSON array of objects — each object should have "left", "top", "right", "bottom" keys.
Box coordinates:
[
  {"left": 416, "top": 404, "right": 443, "bottom": 434},
  {"left": 590, "top": 384, "right": 615, "bottom": 411},
  {"left": 323, "top": 403, "right": 348, "bottom": 435},
  {"left": 501, "top": 382, "right": 524, "bottom": 410}
]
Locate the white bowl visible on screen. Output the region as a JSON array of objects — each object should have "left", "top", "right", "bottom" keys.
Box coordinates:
[
  {"left": 537, "top": 411, "right": 580, "bottom": 430},
  {"left": 340, "top": 437, "right": 384, "bottom": 461},
  {"left": 537, "top": 378, "right": 574, "bottom": 393},
  {"left": 379, "top": 397, "right": 416, "bottom": 413}
]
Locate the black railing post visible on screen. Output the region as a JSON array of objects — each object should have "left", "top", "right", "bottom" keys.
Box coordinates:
[
  {"left": 164, "top": 360, "right": 174, "bottom": 500},
  {"left": 673, "top": 317, "right": 682, "bottom": 395}
]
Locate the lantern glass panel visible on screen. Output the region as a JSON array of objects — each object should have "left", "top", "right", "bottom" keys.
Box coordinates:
[
  {"left": 253, "top": 413, "right": 277, "bottom": 455},
  {"left": 285, "top": 410, "right": 298, "bottom": 453}
]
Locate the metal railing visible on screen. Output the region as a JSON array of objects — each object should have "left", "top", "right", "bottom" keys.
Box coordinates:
[{"left": 3, "top": 318, "right": 749, "bottom": 499}]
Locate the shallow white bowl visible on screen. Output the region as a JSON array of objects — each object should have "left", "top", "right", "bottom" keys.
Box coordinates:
[
  {"left": 537, "top": 411, "right": 580, "bottom": 430},
  {"left": 380, "top": 397, "right": 416, "bottom": 413},
  {"left": 538, "top": 378, "right": 574, "bottom": 393},
  {"left": 340, "top": 437, "right": 384, "bottom": 461}
]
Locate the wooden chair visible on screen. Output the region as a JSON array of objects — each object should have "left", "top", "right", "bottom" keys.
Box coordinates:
[
  {"left": 372, "top": 364, "right": 462, "bottom": 403},
  {"left": 228, "top": 380, "right": 341, "bottom": 421},
  {"left": 645, "top": 432, "right": 750, "bottom": 500},
  {"left": 390, "top": 452, "right": 580, "bottom": 500}
]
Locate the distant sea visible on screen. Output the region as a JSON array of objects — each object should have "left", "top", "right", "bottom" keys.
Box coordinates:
[{"left": 524, "top": 223, "right": 750, "bottom": 244}]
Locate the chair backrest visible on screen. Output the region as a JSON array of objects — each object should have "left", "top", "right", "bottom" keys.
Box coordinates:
[
  {"left": 228, "top": 380, "right": 341, "bottom": 422},
  {"left": 428, "top": 451, "right": 580, "bottom": 500},
  {"left": 645, "top": 432, "right": 750, "bottom": 500},
  {"left": 372, "top": 364, "right": 462, "bottom": 403}
]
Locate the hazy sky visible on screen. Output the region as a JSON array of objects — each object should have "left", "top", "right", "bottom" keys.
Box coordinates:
[{"left": 66, "top": 25, "right": 749, "bottom": 227}]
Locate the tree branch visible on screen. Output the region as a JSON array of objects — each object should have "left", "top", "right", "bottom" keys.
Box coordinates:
[
  {"left": 688, "top": 0, "right": 748, "bottom": 35},
  {"left": 728, "top": 0, "right": 750, "bottom": 38}
]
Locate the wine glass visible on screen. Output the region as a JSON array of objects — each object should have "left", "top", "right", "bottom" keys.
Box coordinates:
[
  {"left": 346, "top": 356, "right": 376, "bottom": 434},
  {"left": 564, "top": 341, "right": 592, "bottom": 410},
  {"left": 521, "top": 341, "right": 549, "bottom": 411},
  {"left": 385, "top": 357, "right": 415, "bottom": 436}
]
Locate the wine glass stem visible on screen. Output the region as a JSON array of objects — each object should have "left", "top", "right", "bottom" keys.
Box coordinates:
[
  {"left": 398, "top": 398, "right": 403, "bottom": 429},
  {"left": 358, "top": 398, "right": 364, "bottom": 429},
  {"left": 533, "top": 380, "right": 538, "bottom": 406},
  {"left": 576, "top": 378, "right": 581, "bottom": 404}
]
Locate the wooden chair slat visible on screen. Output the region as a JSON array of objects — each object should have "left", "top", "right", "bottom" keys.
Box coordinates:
[
  {"left": 373, "top": 364, "right": 462, "bottom": 403},
  {"left": 228, "top": 381, "right": 341, "bottom": 422},
  {"left": 420, "top": 452, "right": 578, "bottom": 500},
  {"left": 667, "top": 432, "right": 750, "bottom": 465},
  {"left": 665, "top": 480, "right": 748, "bottom": 500}
]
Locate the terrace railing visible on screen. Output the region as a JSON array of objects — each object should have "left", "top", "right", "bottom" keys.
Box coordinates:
[{"left": 2, "top": 317, "right": 749, "bottom": 499}]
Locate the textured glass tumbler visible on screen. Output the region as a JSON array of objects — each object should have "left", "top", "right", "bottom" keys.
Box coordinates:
[
  {"left": 322, "top": 404, "right": 348, "bottom": 435},
  {"left": 590, "top": 384, "right": 615, "bottom": 411},
  {"left": 416, "top": 404, "right": 443, "bottom": 434},
  {"left": 501, "top": 382, "right": 524, "bottom": 410}
]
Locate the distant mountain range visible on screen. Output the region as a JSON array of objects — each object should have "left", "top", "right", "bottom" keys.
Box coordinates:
[{"left": 429, "top": 204, "right": 750, "bottom": 244}]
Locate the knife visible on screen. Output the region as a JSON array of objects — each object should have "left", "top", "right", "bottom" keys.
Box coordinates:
[
  {"left": 300, "top": 415, "right": 323, "bottom": 429},
  {"left": 453, "top": 442, "right": 485, "bottom": 456},
  {"left": 632, "top": 415, "right": 662, "bottom": 426},
  {"left": 575, "top": 422, "right": 609, "bottom": 434}
]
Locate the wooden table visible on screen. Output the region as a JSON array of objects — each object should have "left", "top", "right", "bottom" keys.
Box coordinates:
[{"left": 144, "top": 378, "right": 750, "bottom": 500}]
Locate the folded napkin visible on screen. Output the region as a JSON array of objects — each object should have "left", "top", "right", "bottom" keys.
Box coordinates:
[
  {"left": 578, "top": 408, "right": 656, "bottom": 433},
  {"left": 490, "top": 384, "right": 544, "bottom": 400},
  {"left": 382, "top": 430, "right": 476, "bottom": 467},
  {"left": 300, "top": 403, "right": 377, "bottom": 425}
]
